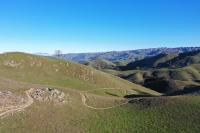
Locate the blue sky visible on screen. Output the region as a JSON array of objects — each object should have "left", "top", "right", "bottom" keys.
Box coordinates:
[{"left": 0, "top": 0, "right": 200, "bottom": 53}]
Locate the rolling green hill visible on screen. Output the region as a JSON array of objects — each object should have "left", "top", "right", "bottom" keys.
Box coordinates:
[
  {"left": 97, "top": 50, "right": 200, "bottom": 95},
  {"left": 86, "top": 95, "right": 200, "bottom": 133},
  {"left": 0, "top": 52, "right": 160, "bottom": 96},
  {"left": 106, "top": 64, "right": 200, "bottom": 94}
]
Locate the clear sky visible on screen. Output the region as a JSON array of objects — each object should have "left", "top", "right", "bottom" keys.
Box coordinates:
[{"left": 0, "top": 0, "right": 200, "bottom": 53}]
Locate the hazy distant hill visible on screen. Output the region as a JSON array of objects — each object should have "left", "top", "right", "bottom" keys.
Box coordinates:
[{"left": 57, "top": 47, "right": 200, "bottom": 62}]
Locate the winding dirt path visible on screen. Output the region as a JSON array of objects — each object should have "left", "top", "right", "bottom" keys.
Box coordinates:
[
  {"left": 0, "top": 89, "right": 34, "bottom": 118},
  {"left": 79, "top": 88, "right": 134, "bottom": 110},
  {"left": 80, "top": 92, "right": 130, "bottom": 110}
]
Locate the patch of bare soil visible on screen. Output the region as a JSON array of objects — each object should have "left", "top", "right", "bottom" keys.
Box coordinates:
[
  {"left": 0, "top": 88, "right": 69, "bottom": 119},
  {"left": 0, "top": 91, "right": 26, "bottom": 113},
  {"left": 0, "top": 89, "right": 33, "bottom": 118}
]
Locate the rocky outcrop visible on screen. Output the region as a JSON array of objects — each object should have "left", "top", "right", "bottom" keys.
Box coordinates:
[{"left": 29, "top": 88, "right": 68, "bottom": 104}]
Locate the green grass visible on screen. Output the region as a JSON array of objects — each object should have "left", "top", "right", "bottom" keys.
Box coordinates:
[
  {"left": 0, "top": 103, "right": 87, "bottom": 133},
  {"left": 1, "top": 87, "right": 199, "bottom": 133},
  {"left": 84, "top": 88, "right": 139, "bottom": 97},
  {"left": 85, "top": 96, "right": 200, "bottom": 133}
]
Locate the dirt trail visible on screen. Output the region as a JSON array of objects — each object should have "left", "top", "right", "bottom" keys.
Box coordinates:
[
  {"left": 79, "top": 88, "right": 135, "bottom": 110},
  {"left": 80, "top": 92, "right": 129, "bottom": 110},
  {"left": 0, "top": 89, "right": 34, "bottom": 118}
]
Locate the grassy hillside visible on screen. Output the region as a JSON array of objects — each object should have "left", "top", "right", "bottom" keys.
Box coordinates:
[
  {"left": 1, "top": 85, "right": 200, "bottom": 133},
  {"left": 0, "top": 52, "right": 160, "bottom": 96},
  {"left": 119, "top": 50, "right": 200, "bottom": 71},
  {"left": 98, "top": 50, "right": 200, "bottom": 95},
  {"left": 159, "top": 50, "right": 200, "bottom": 68},
  {"left": 113, "top": 60, "right": 130, "bottom": 66},
  {"left": 86, "top": 96, "right": 200, "bottom": 133},
  {"left": 104, "top": 64, "right": 200, "bottom": 94},
  {"left": 82, "top": 58, "right": 116, "bottom": 70}
]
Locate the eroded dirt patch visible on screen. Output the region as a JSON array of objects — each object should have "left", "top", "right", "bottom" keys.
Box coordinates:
[
  {"left": 0, "top": 91, "right": 26, "bottom": 113},
  {"left": 0, "top": 88, "right": 70, "bottom": 119}
]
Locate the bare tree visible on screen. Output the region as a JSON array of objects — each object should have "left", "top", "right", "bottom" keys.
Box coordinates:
[{"left": 54, "top": 50, "right": 62, "bottom": 58}]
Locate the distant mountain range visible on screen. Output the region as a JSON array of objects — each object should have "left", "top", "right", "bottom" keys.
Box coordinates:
[{"left": 56, "top": 47, "right": 200, "bottom": 62}]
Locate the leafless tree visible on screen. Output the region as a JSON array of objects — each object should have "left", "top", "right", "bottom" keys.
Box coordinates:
[{"left": 54, "top": 50, "right": 62, "bottom": 58}]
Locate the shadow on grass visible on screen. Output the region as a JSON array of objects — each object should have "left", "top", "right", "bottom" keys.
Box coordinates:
[
  {"left": 105, "top": 92, "right": 119, "bottom": 97},
  {"left": 123, "top": 85, "right": 200, "bottom": 107},
  {"left": 124, "top": 94, "right": 153, "bottom": 99},
  {"left": 167, "top": 86, "right": 200, "bottom": 96},
  {"left": 124, "top": 88, "right": 159, "bottom": 99},
  {"left": 123, "top": 94, "right": 168, "bottom": 107}
]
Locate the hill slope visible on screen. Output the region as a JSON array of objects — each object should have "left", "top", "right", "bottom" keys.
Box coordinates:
[
  {"left": 0, "top": 52, "right": 160, "bottom": 96},
  {"left": 121, "top": 52, "right": 179, "bottom": 70},
  {"left": 107, "top": 64, "right": 200, "bottom": 94},
  {"left": 159, "top": 50, "right": 200, "bottom": 68}
]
